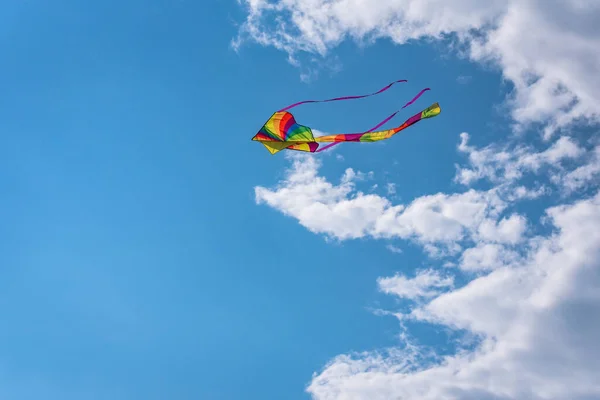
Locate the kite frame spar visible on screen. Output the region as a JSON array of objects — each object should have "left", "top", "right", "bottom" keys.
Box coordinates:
[{"left": 251, "top": 79, "right": 441, "bottom": 154}]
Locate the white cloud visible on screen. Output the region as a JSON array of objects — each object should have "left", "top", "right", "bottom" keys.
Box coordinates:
[
  {"left": 255, "top": 154, "right": 508, "bottom": 248},
  {"left": 385, "top": 244, "right": 403, "bottom": 254},
  {"left": 559, "top": 144, "right": 600, "bottom": 192},
  {"left": 456, "top": 75, "right": 472, "bottom": 84},
  {"left": 341, "top": 168, "right": 373, "bottom": 183},
  {"left": 459, "top": 242, "right": 519, "bottom": 271},
  {"left": 476, "top": 214, "right": 526, "bottom": 245},
  {"left": 255, "top": 155, "right": 392, "bottom": 240},
  {"left": 374, "top": 190, "right": 506, "bottom": 245},
  {"left": 505, "top": 185, "right": 549, "bottom": 201},
  {"left": 378, "top": 269, "right": 454, "bottom": 300},
  {"left": 456, "top": 132, "right": 600, "bottom": 198},
  {"left": 235, "top": 0, "right": 600, "bottom": 134},
  {"left": 455, "top": 132, "right": 584, "bottom": 186},
  {"left": 386, "top": 183, "right": 396, "bottom": 196},
  {"left": 307, "top": 191, "right": 600, "bottom": 399}
]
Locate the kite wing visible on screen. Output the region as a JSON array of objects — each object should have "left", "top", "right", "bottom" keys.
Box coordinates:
[{"left": 252, "top": 111, "right": 318, "bottom": 154}]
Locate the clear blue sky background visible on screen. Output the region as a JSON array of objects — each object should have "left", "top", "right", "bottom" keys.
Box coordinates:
[{"left": 1, "top": 1, "right": 510, "bottom": 399}]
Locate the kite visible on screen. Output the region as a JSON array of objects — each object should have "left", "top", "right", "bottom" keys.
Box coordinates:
[{"left": 251, "top": 79, "right": 441, "bottom": 154}]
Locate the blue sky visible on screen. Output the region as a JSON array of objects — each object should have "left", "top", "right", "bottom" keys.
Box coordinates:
[{"left": 2, "top": 1, "right": 600, "bottom": 399}]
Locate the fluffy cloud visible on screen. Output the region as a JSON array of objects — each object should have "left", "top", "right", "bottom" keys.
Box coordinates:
[
  {"left": 255, "top": 156, "right": 391, "bottom": 240},
  {"left": 455, "top": 132, "right": 584, "bottom": 186},
  {"left": 475, "top": 214, "right": 526, "bottom": 245},
  {"left": 377, "top": 269, "right": 454, "bottom": 300},
  {"left": 307, "top": 191, "right": 600, "bottom": 400},
  {"left": 459, "top": 242, "right": 519, "bottom": 271},
  {"left": 255, "top": 154, "right": 510, "bottom": 250},
  {"left": 558, "top": 144, "right": 600, "bottom": 192},
  {"left": 235, "top": 0, "right": 600, "bottom": 134},
  {"left": 456, "top": 132, "right": 600, "bottom": 197}
]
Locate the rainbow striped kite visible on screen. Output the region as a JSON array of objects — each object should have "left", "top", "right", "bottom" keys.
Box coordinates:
[{"left": 252, "top": 79, "right": 441, "bottom": 154}]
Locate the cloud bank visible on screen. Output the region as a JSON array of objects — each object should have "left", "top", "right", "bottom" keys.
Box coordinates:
[{"left": 306, "top": 191, "right": 600, "bottom": 400}]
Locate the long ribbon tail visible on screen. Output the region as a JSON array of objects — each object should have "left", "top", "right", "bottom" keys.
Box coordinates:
[
  {"left": 315, "top": 142, "right": 340, "bottom": 153},
  {"left": 364, "top": 88, "right": 430, "bottom": 132},
  {"left": 278, "top": 79, "right": 408, "bottom": 112},
  {"left": 401, "top": 88, "right": 430, "bottom": 109},
  {"left": 315, "top": 88, "right": 431, "bottom": 153}
]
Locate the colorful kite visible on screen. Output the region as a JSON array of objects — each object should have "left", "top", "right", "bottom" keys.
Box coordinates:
[{"left": 251, "top": 79, "right": 441, "bottom": 154}]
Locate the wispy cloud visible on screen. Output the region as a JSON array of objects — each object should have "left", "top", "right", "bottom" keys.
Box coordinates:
[
  {"left": 385, "top": 244, "right": 403, "bottom": 254},
  {"left": 378, "top": 269, "right": 454, "bottom": 300},
  {"left": 386, "top": 183, "right": 396, "bottom": 196},
  {"left": 455, "top": 132, "right": 584, "bottom": 186},
  {"left": 456, "top": 75, "right": 472, "bottom": 84}
]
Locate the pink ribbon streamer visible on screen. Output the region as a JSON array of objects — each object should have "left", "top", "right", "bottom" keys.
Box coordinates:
[
  {"left": 315, "top": 87, "right": 431, "bottom": 153},
  {"left": 278, "top": 79, "right": 408, "bottom": 112}
]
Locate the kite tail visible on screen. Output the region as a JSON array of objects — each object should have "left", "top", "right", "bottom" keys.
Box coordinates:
[
  {"left": 315, "top": 87, "right": 431, "bottom": 153},
  {"left": 277, "top": 79, "right": 408, "bottom": 112},
  {"left": 315, "top": 142, "right": 339, "bottom": 153}
]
